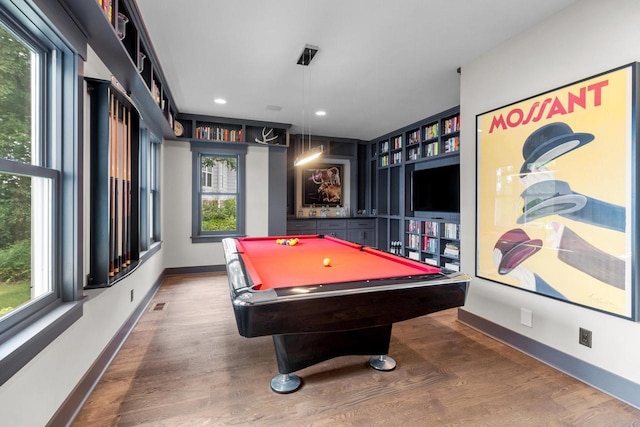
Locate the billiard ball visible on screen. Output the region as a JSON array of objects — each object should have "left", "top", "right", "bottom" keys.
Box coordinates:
[{"left": 323, "top": 258, "right": 331, "bottom": 267}]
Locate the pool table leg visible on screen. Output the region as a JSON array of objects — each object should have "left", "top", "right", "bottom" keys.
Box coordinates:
[
  {"left": 270, "top": 373, "right": 302, "bottom": 393},
  {"left": 369, "top": 354, "right": 397, "bottom": 371}
]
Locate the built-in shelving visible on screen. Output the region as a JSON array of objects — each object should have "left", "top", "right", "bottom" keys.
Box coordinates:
[
  {"left": 371, "top": 106, "right": 461, "bottom": 262},
  {"left": 65, "top": 0, "right": 178, "bottom": 139},
  {"left": 405, "top": 219, "right": 460, "bottom": 270},
  {"left": 175, "top": 114, "right": 290, "bottom": 146}
]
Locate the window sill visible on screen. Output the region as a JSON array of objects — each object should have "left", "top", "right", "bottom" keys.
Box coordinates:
[
  {"left": 191, "top": 234, "right": 245, "bottom": 244},
  {"left": 0, "top": 300, "right": 83, "bottom": 386}
]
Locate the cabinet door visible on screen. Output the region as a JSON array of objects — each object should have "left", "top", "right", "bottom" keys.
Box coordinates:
[
  {"left": 347, "top": 229, "right": 375, "bottom": 246},
  {"left": 317, "top": 219, "right": 347, "bottom": 240},
  {"left": 323, "top": 230, "right": 348, "bottom": 240},
  {"left": 287, "top": 219, "right": 317, "bottom": 235}
]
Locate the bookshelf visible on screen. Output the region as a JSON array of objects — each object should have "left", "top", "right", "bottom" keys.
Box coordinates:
[
  {"left": 378, "top": 134, "right": 405, "bottom": 167},
  {"left": 404, "top": 219, "right": 460, "bottom": 270},
  {"left": 65, "top": 0, "right": 178, "bottom": 139},
  {"left": 371, "top": 106, "right": 460, "bottom": 264},
  {"left": 175, "top": 114, "right": 290, "bottom": 146}
]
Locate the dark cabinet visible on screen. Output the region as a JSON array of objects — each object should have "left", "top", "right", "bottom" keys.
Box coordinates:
[{"left": 287, "top": 218, "right": 376, "bottom": 247}]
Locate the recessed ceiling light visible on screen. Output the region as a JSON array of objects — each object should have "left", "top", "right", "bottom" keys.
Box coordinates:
[
  {"left": 315, "top": 110, "right": 326, "bottom": 116},
  {"left": 214, "top": 98, "right": 227, "bottom": 105}
]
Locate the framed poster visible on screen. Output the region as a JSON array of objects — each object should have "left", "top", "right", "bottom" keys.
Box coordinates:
[
  {"left": 476, "top": 63, "right": 639, "bottom": 320},
  {"left": 301, "top": 163, "right": 344, "bottom": 206}
]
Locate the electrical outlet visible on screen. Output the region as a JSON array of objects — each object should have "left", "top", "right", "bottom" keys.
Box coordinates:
[
  {"left": 579, "top": 327, "right": 592, "bottom": 348},
  {"left": 130, "top": 289, "right": 134, "bottom": 302}
]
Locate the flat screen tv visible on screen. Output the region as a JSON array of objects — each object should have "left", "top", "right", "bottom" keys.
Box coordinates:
[{"left": 411, "top": 163, "right": 460, "bottom": 213}]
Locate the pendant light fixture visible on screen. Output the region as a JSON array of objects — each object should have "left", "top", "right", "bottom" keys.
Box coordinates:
[{"left": 294, "top": 44, "right": 323, "bottom": 167}]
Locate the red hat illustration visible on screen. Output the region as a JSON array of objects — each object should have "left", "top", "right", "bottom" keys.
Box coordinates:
[{"left": 494, "top": 228, "right": 542, "bottom": 274}]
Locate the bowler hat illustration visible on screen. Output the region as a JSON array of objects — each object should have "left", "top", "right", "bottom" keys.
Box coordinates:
[
  {"left": 520, "top": 122, "right": 594, "bottom": 175},
  {"left": 494, "top": 228, "right": 542, "bottom": 274},
  {"left": 517, "top": 180, "right": 587, "bottom": 224}
]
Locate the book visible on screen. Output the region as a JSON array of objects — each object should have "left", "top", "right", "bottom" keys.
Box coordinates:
[
  {"left": 424, "top": 257, "right": 438, "bottom": 266},
  {"left": 443, "top": 242, "right": 459, "bottom": 258},
  {"left": 444, "top": 262, "right": 460, "bottom": 272}
]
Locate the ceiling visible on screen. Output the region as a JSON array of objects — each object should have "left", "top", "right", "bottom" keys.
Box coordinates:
[{"left": 135, "top": 0, "right": 577, "bottom": 141}]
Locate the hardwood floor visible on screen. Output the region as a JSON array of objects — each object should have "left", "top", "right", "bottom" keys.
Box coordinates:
[{"left": 72, "top": 273, "right": 640, "bottom": 426}]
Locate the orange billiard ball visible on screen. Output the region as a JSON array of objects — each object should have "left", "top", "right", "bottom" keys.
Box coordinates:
[{"left": 323, "top": 258, "right": 332, "bottom": 267}]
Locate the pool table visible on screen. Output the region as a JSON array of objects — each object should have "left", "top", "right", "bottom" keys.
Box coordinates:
[{"left": 222, "top": 234, "right": 470, "bottom": 393}]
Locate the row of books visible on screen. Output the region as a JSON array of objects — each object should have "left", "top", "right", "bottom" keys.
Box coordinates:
[
  {"left": 379, "top": 137, "right": 403, "bottom": 155},
  {"left": 424, "top": 141, "right": 439, "bottom": 157},
  {"left": 407, "top": 220, "right": 458, "bottom": 239},
  {"left": 407, "top": 147, "right": 420, "bottom": 161},
  {"left": 195, "top": 126, "right": 243, "bottom": 142},
  {"left": 391, "top": 151, "right": 402, "bottom": 164},
  {"left": 406, "top": 234, "right": 420, "bottom": 250},
  {"left": 424, "top": 123, "right": 439, "bottom": 140},
  {"left": 424, "top": 221, "right": 439, "bottom": 237},
  {"left": 380, "top": 140, "right": 389, "bottom": 154},
  {"left": 444, "top": 136, "right": 460, "bottom": 153},
  {"left": 379, "top": 153, "right": 403, "bottom": 166},
  {"left": 407, "top": 220, "right": 420, "bottom": 233},
  {"left": 422, "top": 236, "right": 437, "bottom": 254},
  {"left": 443, "top": 222, "right": 460, "bottom": 239},
  {"left": 443, "top": 115, "right": 460, "bottom": 134},
  {"left": 392, "top": 135, "right": 403, "bottom": 150},
  {"left": 407, "top": 130, "right": 420, "bottom": 145}
]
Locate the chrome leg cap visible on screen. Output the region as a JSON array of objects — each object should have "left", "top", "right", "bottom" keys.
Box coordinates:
[
  {"left": 270, "top": 373, "right": 302, "bottom": 393},
  {"left": 369, "top": 355, "right": 397, "bottom": 371}
]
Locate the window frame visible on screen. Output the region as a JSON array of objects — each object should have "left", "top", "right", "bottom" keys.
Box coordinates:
[
  {"left": 139, "top": 127, "right": 161, "bottom": 252},
  {"left": 0, "top": 0, "right": 82, "bottom": 386},
  {"left": 191, "top": 142, "right": 246, "bottom": 242}
]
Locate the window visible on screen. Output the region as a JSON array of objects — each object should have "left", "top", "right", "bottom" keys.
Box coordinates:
[
  {"left": 0, "top": 1, "right": 82, "bottom": 385},
  {"left": 191, "top": 143, "right": 246, "bottom": 242},
  {"left": 149, "top": 134, "right": 161, "bottom": 243},
  {"left": 139, "top": 127, "right": 161, "bottom": 252}
]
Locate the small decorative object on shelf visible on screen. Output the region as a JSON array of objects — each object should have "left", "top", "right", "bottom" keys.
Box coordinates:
[
  {"left": 116, "top": 13, "right": 128, "bottom": 40},
  {"left": 136, "top": 52, "right": 146, "bottom": 73},
  {"left": 255, "top": 127, "right": 278, "bottom": 144},
  {"left": 173, "top": 120, "right": 184, "bottom": 137},
  {"left": 151, "top": 79, "right": 160, "bottom": 105}
]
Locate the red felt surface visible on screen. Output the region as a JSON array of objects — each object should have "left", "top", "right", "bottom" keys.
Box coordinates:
[{"left": 235, "top": 235, "right": 441, "bottom": 290}]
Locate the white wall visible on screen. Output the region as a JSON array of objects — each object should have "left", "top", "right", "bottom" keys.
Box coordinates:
[
  {"left": 460, "top": 0, "right": 640, "bottom": 384},
  {"left": 0, "top": 46, "right": 169, "bottom": 426},
  {"left": 162, "top": 141, "right": 271, "bottom": 268},
  {"left": 0, "top": 247, "right": 165, "bottom": 426}
]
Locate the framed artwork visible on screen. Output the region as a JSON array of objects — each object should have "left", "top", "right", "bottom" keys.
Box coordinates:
[
  {"left": 301, "top": 163, "right": 344, "bottom": 206},
  {"left": 476, "top": 63, "right": 639, "bottom": 320}
]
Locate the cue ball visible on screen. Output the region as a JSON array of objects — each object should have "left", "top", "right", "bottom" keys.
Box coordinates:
[{"left": 323, "top": 258, "right": 331, "bottom": 267}]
